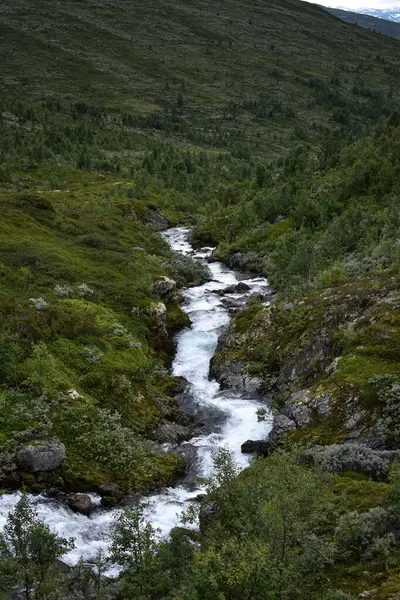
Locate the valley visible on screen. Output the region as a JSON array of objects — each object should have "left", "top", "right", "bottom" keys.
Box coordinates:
[{"left": 1, "top": 0, "right": 400, "bottom": 598}]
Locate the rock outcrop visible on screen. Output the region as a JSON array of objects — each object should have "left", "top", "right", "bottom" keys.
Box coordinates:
[
  {"left": 152, "top": 421, "right": 193, "bottom": 444},
  {"left": 16, "top": 439, "right": 66, "bottom": 472},
  {"left": 209, "top": 330, "right": 263, "bottom": 394},
  {"left": 98, "top": 482, "right": 123, "bottom": 507}
]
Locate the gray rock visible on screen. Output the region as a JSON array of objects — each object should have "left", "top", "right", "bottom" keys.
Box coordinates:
[
  {"left": 16, "top": 439, "right": 66, "bottom": 472},
  {"left": 221, "top": 282, "right": 251, "bottom": 295},
  {"left": 99, "top": 482, "right": 123, "bottom": 507},
  {"left": 229, "top": 252, "right": 258, "bottom": 271},
  {"left": 241, "top": 440, "right": 270, "bottom": 456},
  {"left": 66, "top": 493, "right": 93, "bottom": 515},
  {"left": 282, "top": 390, "right": 313, "bottom": 428},
  {"left": 153, "top": 422, "right": 192, "bottom": 443},
  {"left": 283, "top": 302, "right": 295, "bottom": 311},
  {"left": 268, "top": 414, "right": 297, "bottom": 449},
  {"left": 220, "top": 297, "right": 244, "bottom": 311},
  {"left": 209, "top": 330, "right": 263, "bottom": 393},
  {"left": 236, "top": 281, "right": 251, "bottom": 292}
]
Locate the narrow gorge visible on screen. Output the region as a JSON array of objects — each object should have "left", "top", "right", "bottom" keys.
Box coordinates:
[{"left": 0, "top": 227, "right": 272, "bottom": 564}]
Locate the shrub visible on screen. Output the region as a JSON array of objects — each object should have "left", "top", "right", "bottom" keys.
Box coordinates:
[
  {"left": 300, "top": 443, "right": 392, "bottom": 481},
  {"left": 369, "top": 375, "right": 400, "bottom": 445},
  {"left": 168, "top": 253, "right": 211, "bottom": 287},
  {"left": 320, "top": 592, "right": 355, "bottom": 600},
  {"left": 0, "top": 334, "right": 15, "bottom": 385},
  {"left": 335, "top": 507, "right": 391, "bottom": 561},
  {"left": 78, "top": 233, "right": 106, "bottom": 249}
]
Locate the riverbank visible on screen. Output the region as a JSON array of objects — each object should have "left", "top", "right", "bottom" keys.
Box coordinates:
[{"left": 0, "top": 227, "right": 272, "bottom": 564}]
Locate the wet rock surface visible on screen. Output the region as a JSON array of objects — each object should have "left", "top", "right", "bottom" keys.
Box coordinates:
[
  {"left": 66, "top": 493, "right": 93, "bottom": 515},
  {"left": 209, "top": 330, "right": 263, "bottom": 394},
  {"left": 241, "top": 439, "right": 270, "bottom": 456}
]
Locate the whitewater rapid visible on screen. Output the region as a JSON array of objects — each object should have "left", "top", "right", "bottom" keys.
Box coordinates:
[{"left": 0, "top": 227, "right": 272, "bottom": 564}]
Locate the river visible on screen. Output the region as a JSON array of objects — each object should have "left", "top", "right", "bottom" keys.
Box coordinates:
[{"left": 0, "top": 227, "right": 272, "bottom": 564}]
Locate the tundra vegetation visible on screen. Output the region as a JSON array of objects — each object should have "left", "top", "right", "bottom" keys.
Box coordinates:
[{"left": 1, "top": 0, "right": 400, "bottom": 597}]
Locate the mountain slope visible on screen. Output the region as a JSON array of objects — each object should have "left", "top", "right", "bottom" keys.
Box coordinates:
[
  {"left": 0, "top": 0, "right": 399, "bottom": 496},
  {"left": 1, "top": 0, "right": 400, "bottom": 598},
  {"left": 325, "top": 6, "right": 400, "bottom": 40},
  {"left": 1, "top": 0, "right": 400, "bottom": 161}
]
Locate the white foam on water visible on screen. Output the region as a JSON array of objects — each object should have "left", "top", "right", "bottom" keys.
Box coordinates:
[{"left": 0, "top": 226, "right": 272, "bottom": 563}]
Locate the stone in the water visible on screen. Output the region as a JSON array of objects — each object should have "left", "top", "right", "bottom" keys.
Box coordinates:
[
  {"left": 99, "top": 482, "right": 123, "bottom": 506},
  {"left": 67, "top": 493, "right": 93, "bottom": 515},
  {"left": 241, "top": 440, "right": 270, "bottom": 456},
  {"left": 236, "top": 281, "right": 251, "bottom": 292},
  {"left": 16, "top": 438, "right": 66, "bottom": 472}
]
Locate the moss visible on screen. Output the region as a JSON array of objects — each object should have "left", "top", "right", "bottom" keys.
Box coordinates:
[
  {"left": 234, "top": 303, "right": 262, "bottom": 334},
  {"left": 331, "top": 474, "right": 390, "bottom": 513},
  {"left": 19, "top": 471, "right": 36, "bottom": 486},
  {"left": 166, "top": 303, "right": 191, "bottom": 333}
]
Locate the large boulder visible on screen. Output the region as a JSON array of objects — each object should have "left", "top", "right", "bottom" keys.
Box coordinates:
[
  {"left": 66, "top": 493, "right": 93, "bottom": 515},
  {"left": 215, "top": 282, "right": 251, "bottom": 296},
  {"left": 16, "top": 439, "right": 66, "bottom": 473},
  {"left": 236, "top": 281, "right": 251, "bottom": 292},
  {"left": 145, "top": 301, "right": 168, "bottom": 348},
  {"left": 229, "top": 252, "right": 259, "bottom": 271},
  {"left": 241, "top": 439, "right": 270, "bottom": 456}
]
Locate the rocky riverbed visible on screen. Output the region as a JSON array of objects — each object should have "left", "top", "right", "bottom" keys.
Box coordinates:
[{"left": 0, "top": 227, "right": 273, "bottom": 564}]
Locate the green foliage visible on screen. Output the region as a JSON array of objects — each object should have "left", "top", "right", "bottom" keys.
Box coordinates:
[
  {"left": 168, "top": 253, "right": 211, "bottom": 288},
  {"left": 195, "top": 114, "right": 400, "bottom": 297},
  {"left": 0, "top": 334, "right": 15, "bottom": 385},
  {"left": 301, "top": 443, "right": 394, "bottom": 481},
  {"left": 369, "top": 375, "right": 400, "bottom": 445},
  {"left": 179, "top": 450, "right": 336, "bottom": 600},
  {"left": 0, "top": 493, "right": 74, "bottom": 599}
]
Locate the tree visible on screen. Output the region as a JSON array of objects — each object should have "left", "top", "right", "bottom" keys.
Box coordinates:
[
  {"left": 0, "top": 493, "right": 74, "bottom": 599},
  {"left": 182, "top": 451, "right": 335, "bottom": 600},
  {"left": 110, "top": 499, "right": 160, "bottom": 599}
]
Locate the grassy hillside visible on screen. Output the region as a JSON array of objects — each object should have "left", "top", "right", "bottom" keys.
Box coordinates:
[
  {"left": 1, "top": 0, "right": 400, "bottom": 162},
  {"left": 1, "top": 0, "right": 400, "bottom": 595},
  {"left": 325, "top": 6, "right": 400, "bottom": 41}
]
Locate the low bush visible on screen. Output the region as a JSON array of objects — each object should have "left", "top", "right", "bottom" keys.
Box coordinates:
[
  {"left": 300, "top": 443, "right": 394, "bottom": 481},
  {"left": 168, "top": 253, "right": 211, "bottom": 287}
]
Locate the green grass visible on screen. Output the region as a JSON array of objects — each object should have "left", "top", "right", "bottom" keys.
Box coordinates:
[{"left": 0, "top": 174, "right": 194, "bottom": 493}]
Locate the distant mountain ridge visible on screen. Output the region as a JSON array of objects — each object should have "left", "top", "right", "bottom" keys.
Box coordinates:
[
  {"left": 324, "top": 6, "right": 400, "bottom": 39},
  {"left": 359, "top": 8, "right": 400, "bottom": 22}
]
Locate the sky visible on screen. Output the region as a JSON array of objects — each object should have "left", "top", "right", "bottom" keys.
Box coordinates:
[{"left": 305, "top": 0, "right": 400, "bottom": 9}]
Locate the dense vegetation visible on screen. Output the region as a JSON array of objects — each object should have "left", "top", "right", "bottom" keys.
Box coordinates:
[
  {"left": 1, "top": 0, "right": 400, "bottom": 597},
  {"left": 3, "top": 449, "right": 400, "bottom": 599},
  {"left": 196, "top": 111, "right": 400, "bottom": 296}
]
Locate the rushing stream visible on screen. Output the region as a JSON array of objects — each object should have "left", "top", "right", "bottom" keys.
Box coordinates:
[{"left": 0, "top": 227, "right": 272, "bottom": 564}]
